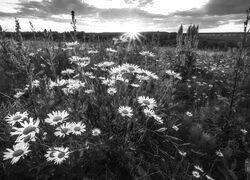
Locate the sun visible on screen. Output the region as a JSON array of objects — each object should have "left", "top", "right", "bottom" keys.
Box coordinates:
[{"left": 121, "top": 23, "right": 143, "bottom": 43}]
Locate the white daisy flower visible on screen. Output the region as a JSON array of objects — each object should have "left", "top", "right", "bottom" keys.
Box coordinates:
[
  {"left": 70, "top": 122, "right": 86, "bottom": 135},
  {"left": 5, "top": 111, "right": 28, "bottom": 126},
  {"left": 62, "top": 69, "right": 74, "bottom": 75},
  {"left": 130, "top": 83, "right": 140, "bottom": 88},
  {"left": 92, "top": 128, "right": 101, "bottom": 136},
  {"left": 172, "top": 125, "right": 179, "bottom": 131},
  {"left": 106, "top": 48, "right": 117, "bottom": 53},
  {"left": 11, "top": 118, "right": 40, "bottom": 142},
  {"left": 32, "top": 80, "right": 40, "bottom": 88},
  {"left": 118, "top": 106, "right": 133, "bottom": 118},
  {"left": 137, "top": 96, "right": 157, "bottom": 109},
  {"left": 85, "top": 89, "right": 95, "bottom": 94},
  {"left": 143, "top": 108, "right": 155, "bottom": 117},
  {"left": 52, "top": 146, "right": 71, "bottom": 165},
  {"left": 206, "top": 175, "right": 215, "bottom": 180},
  {"left": 192, "top": 171, "right": 200, "bottom": 178},
  {"left": 3, "top": 142, "right": 30, "bottom": 164},
  {"left": 186, "top": 111, "right": 193, "bottom": 117},
  {"left": 216, "top": 150, "right": 223, "bottom": 157},
  {"left": 54, "top": 123, "right": 72, "bottom": 138},
  {"left": 178, "top": 150, "right": 187, "bottom": 157},
  {"left": 139, "top": 51, "right": 155, "bottom": 57},
  {"left": 194, "top": 165, "right": 204, "bottom": 172},
  {"left": 107, "top": 87, "right": 117, "bottom": 95},
  {"left": 45, "top": 110, "right": 69, "bottom": 126},
  {"left": 14, "top": 91, "right": 25, "bottom": 98},
  {"left": 153, "top": 114, "right": 163, "bottom": 124},
  {"left": 44, "top": 148, "right": 56, "bottom": 162},
  {"left": 241, "top": 129, "right": 248, "bottom": 134}
]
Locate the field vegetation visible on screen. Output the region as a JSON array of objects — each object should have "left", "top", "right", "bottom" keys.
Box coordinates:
[{"left": 0, "top": 8, "right": 250, "bottom": 180}]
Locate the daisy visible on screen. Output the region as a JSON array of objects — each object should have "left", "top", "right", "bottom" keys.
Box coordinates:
[
  {"left": 11, "top": 118, "right": 40, "bottom": 142},
  {"left": 45, "top": 110, "right": 69, "bottom": 126},
  {"left": 172, "top": 125, "right": 179, "bottom": 131},
  {"left": 14, "top": 91, "right": 25, "bottom": 98},
  {"left": 137, "top": 96, "right": 157, "bottom": 109},
  {"left": 92, "top": 128, "right": 101, "bottom": 136},
  {"left": 192, "top": 171, "right": 200, "bottom": 178},
  {"left": 85, "top": 89, "right": 95, "bottom": 94},
  {"left": 206, "top": 175, "right": 215, "bottom": 180},
  {"left": 178, "top": 150, "right": 187, "bottom": 157},
  {"left": 216, "top": 150, "right": 223, "bottom": 157},
  {"left": 52, "top": 146, "right": 71, "bottom": 165},
  {"left": 107, "top": 87, "right": 117, "bottom": 95},
  {"left": 3, "top": 142, "right": 30, "bottom": 164},
  {"left": 194, "top": 165, "right": 204, "bottom": 172},
  {"left": 118, "top": 106, "right": 133, "bottom": 118},
  {"left": 70, "top": 122, "right": 86, "bottom": 135},
  {"left": 123, "top": 63, "right": 140, "bottom": 73},
  {"left": 143, "top": 108, "right": 155, "bottom": 117},
  {"left": 153, "top": 114, "right": 163, "bottom": 124},
  {"left": 5, "top": 111, "right": 28, "bottom": 126},
  {"left": 186, "top": 111, "right": 193, "bottom": 117},
  {"left": 44, "top": 148, "right": 56, "bottom": 162},
  {"left": 130, "top": 83, "right": 140, "bottom": 88},
  {"left": 54, "top": 123, "right": 72, "bottom": 138},
  {"left": 62, "top": 69, "right": 74, "bottom": 75}
]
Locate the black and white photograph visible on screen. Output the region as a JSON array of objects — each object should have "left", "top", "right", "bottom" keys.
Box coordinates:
[{"left": 0, "top": 0, "right": 250, "bottom": 179}]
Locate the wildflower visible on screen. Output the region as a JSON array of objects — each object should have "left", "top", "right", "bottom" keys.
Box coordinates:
[
  {"left": 186, "top": 111, "right": 193, "bottom": 117},
  {"left": 70, "top": 122, "right": 86, "bottom": 135},
  {"left": 44, "top": 148, "right": 56, "bottom": 162},
  {"left": 206, "top": 175, "right": 215, "bottom": 180},
  {"left": 130, "top": 83, "right": 140, "bottom": 88},
  {"left": 241, "top": 129, "right": 248, "bottom": 134},
  {"left": 92, "top": 128, "right": 101, "bottom": 136},
  {"left": 118, "top": 106, "right": 133, "bottom": 118},
  {"left": 32, "top": 80, "right": 40, "bottom": 88},
  {"left": 216, "top": 150, "right": 223, "bottom": 157},
  {"left": 139, "top": 51, "right": 155, "bottom": 57},
  {"left": 172, "top": 125, "right": 179, "bottom": 131},
  {"left": 178, "top": 150, "right": 187, "bottom": 157},
  {"left": 5, "top": 111, "right": 28, "bottom": 126},
  {"left": 62, "top": 69, "right": 74, "bottom": 75},
  {"left": 87, "top": 49, "right": 98, "bottom": 54},
  {"left": 14, "top": 91, "right": 25, "bottom": 98},
  {"left": 54, "top": 123, "right": 72, "bottom": 138},
  {"left": 156, "top": 127, "right": 168, "bottom": 132},
  {"left": 192, "top": 171, "right": 200, "bottom": 178},
  {"left": 106, "top": 48, "right": 117, "bottom": 53},
  {"left": 49, "top": 79, "right": 67, "bottom": 89},
  {"left": 194, "top": 165, "right": 204, "bottom": 172},
  {"left": 165, "top": 70, "right": 182, "bottom": 80},
  {"left": 3, "top": 142, "right": 30, "bottom": 164},
  {"left": 52, "top": 146, "right": 71, "bottom": 165},
  {"left": 123, "top": 63, "right": 140, "bottom": 73},
  {"left": 11, "top": 118, "right": 40, "bottom": 142},
  {"left": 65, "top": 41, "right": 79, "bottom": 48},
  {"left": 143, "top": 108, "right": 155, "bottom": 117},
  {"left": 137, "top": 96, "right": 157, "bottom": 109},
  {"left": 45, "top": 110, "right": 69, "bottom": 126},
  {"left": 95, "top": 61, "right": 115, "bottom": 68},
  {"left": 107, "top": 87, "right": 117, "bottom": 95},
  {"left": 136, "top": 74, "right": 150, "bottom": 81},
  {"left": 85, "top": 89, "right": 95, "bottom": 94},
  {"left": 153, "top": 114, "right": 163, "bottom": 124}
]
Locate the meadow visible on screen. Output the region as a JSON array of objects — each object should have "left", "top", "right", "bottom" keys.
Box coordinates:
[{"left": 0, "top": 10, "right": 250, "bottom": 180}]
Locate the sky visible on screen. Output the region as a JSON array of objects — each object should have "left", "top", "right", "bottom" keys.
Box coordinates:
[{"left": 0, "top": 0, "right": 249, "bottom": 33}]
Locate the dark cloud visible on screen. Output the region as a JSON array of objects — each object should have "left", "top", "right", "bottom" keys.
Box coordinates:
[{"left": 0, "top": 0, "right": 247, "bottom": 32}]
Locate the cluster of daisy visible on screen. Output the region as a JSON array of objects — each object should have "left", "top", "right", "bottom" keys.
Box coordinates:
[
  {"left": 13, "top": 79, "right": 40, "bottom": 98},
  {"left": 118, "top": 96, "right": 163, "bottom": 124},
  {"left": 3, "top": 112, "right": 40, "bottom": 164},
  {"left": 49, "top": 78, "right": 85, "bottom": 95}
]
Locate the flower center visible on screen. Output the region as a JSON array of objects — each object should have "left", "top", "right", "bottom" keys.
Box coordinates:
[
  {"left": 23, "top": 134, "right": 31, "bottom": 142},
  {"left": 23, "top": 126, "right": 36, "bottom": 135},
  {"left": 74, "top": 127, "right": 81, "bottom": 131},
  {"left": 61, "top": 128, "right": 68, "bottom": 133},
  {"left": 53, "top": 116, "right": 62, "bottom": 122},
  {"left": 49, "top": 151, "right": 55, "bottom": 158},
  {"left": 13, "top": 115, "right": 22, "bottom": 120},
  {"left": 128, "top": 67, "right": 135, "bottom": 72},
  {"left": 57, "top": 152, "right": 65, "bottom": 158},
  {"left": 13, "top": 149, "right": 24, "bottom": 157},
  {"left": 142, "top": 100, "right": 150, "bottom": 105},
  {"left": 122, "top": 110, "right": 129, "bottom": 114}
]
